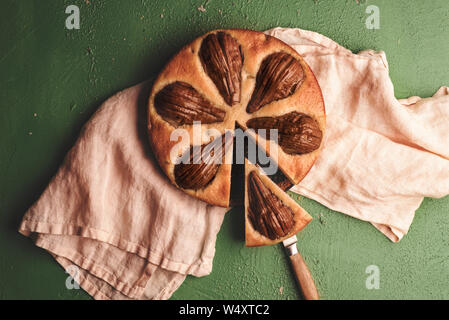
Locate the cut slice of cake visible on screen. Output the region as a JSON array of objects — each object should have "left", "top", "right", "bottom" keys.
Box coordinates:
[{"left": 245, "top": 159, "right": 312, "bottom": 247}]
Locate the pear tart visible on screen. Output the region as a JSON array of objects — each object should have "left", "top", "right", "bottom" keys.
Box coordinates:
[
  {"left": 148, "top": 29, "right": 326, "bottom": 208},
  {"left": 245, "top": 160, "right": 312, "bottom": 247}
]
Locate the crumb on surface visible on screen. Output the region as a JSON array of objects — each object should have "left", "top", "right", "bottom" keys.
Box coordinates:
[{"left": 318, "top": 213, "right": 327, "bottom": 225}]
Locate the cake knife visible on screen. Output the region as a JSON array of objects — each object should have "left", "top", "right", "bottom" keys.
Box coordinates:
[{"left": 283, "top": 235, "right": 319, "bottom": 300}]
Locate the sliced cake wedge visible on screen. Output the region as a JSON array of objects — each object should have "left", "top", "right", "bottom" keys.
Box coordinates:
[{"left": 245, "top": 159, "right": 312, "bottom": 247}]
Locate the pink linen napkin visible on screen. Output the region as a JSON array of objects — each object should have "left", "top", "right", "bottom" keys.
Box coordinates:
[
  {"left": 266, "top": 27, "right": 449, "bottom": 242},
  {"left": 19, "top": 81, "right": 227, "bottom": 299},
  {"left": 19, "top": 27, "right": 449, "bottom": 300}
]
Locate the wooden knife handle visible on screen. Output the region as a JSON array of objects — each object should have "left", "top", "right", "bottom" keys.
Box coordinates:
[{"left": 289, "top": 252, "right": 320, "bottom": 300}]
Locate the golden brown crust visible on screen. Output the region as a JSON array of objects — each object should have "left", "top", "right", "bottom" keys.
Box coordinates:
[
  {"left": 148, "top": 29, "right": 326, "bottom": 208},
  {"left": 244, "top": 160, "right": 312, "bottom": 247}
]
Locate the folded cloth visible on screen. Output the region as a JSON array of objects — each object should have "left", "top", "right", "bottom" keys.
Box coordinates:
[
  {"left": 19, "top": 81, "right": 227, "bottom": 299},
  {"left": 19, "top": 27, "right": 449, "bottom": 300},
  {"left": 266, "top": 27, "right": 449, "bottom": 242}
]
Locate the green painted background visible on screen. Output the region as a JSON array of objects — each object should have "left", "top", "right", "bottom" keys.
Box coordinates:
[{"left": 1, "top": 0, "right": 448, "bottom": 300}]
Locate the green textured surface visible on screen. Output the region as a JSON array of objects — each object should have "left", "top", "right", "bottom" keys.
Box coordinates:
[{"left": 1, "top": 0, "right": 449, "bottom": 300}]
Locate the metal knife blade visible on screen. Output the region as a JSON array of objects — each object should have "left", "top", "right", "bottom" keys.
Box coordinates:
[{"left": 283, "top": 235, "right": 298, "bottom": 256}]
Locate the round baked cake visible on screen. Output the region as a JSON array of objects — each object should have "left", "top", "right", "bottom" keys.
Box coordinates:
[{"left": 147, "top": 29, "right": 326, "bottom": 208}]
